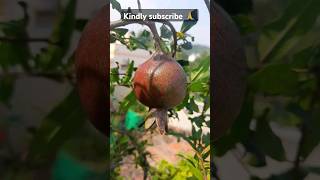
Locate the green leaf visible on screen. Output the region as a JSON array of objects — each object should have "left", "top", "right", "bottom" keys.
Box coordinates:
[
  {"left": 35, "top": 0, "right": 77, "bottom": 69},
  {"left": 242, "top": 133, "right": 267, "bottom": 167},
  {"left": 188, "top": 81, "right": 208, "bottom": 93},
  {"left": 26, "top": 89, "right": 86, "bottom": 165},
  {"left": 305, "top": 166, "right": 320, "bottom": 175},
  {"left": 177, "top": 60, "right": 189, "bottom": 66},
  {"left": 258, "top": 0, "right": 320, "bottom": 62},
  {"left": 290, "top": 46, "right": 320, "bottom": 69},
  {"left": 160, "top": 24, "right": 172, "bottom": 39},
  {"left": 0, "top": 41, "right": 30, "bottom": 70},
  {"left": 110, "top": 33, "right": 116, "bottom": 43},
  {"left": 0, "top": 20, "right": 31, "bottom": 70},
  {"left": 181, "top": 41, "right": 192, "bottom": 50},
  {"left": 129, "top": 36, "right": 148, "bottom": 50},
  {"left": 111, "top": 66, "right": 120, "bottom": 83},
  {"left": 0, "top": 75, "right": 15, "bottom": 105},
  {"left": 119, "top": 91, "right": 137, "bottom": 113},
  {"left": 190, "top": 56, "right": 210, "bottom": 82},
  {"left": 249, "top": 63, "right": 299, "bottom": 95},
  {"left": 180, "top": 20, "right": 197, "bottom": 33},
  {"left": 75, "top": 18, "right": 88, "bottom": 31},
  {"left": 213, "top": 135, "right": 237, "bottom": 157},
  {"left": 113, "top": 28, "right": 128, "bottom": 36},
  {"left": 232, "top": 15, "right": 256, "bottom": 35},
  {"left": 300, "top": 106, "right": 320, "bottom": 158},
  {"left": 189, "top": 97, "right": 199, "bottom": 113},
  {"left": 110, "top": 0, "right": 122, "bottom": 13},
  {"left": 230, "top": 92, "right": 254, "bottom": 140},
  {"left": 121, "top": 60, "right": 134, "bottom": 84},
  {"left": 255, "top": 110, "right": 286, "bottom": 161}
]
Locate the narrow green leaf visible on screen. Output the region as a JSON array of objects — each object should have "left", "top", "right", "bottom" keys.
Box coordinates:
[
  {"left": 113, "top": 28, "right": 128, "bottom": 36},
  {"left": 230, "top": 92, "right": 254, "bottom": 140},
  {"left": 180, "top": 20, "right": 197, "bottom": 33},
  {"left": 35, "top": 0, "right": 77, "bottom": 69},
  {"left": 258, "top": 0, "right": 320, "bottom": 62},
  {"left": 232, "top": 15, "right": 256, "bottom": 35},
  {"left": 177, "top": 60, "right": 189, "bottom": 66},
  {"left": 110, "top": 0, "right": 122, "bottom": 13},
  {"left": 305, "top": 166, "right": 320, "bottom": 175},
  {"left": 75, "top": 18, "right": 88, "bottom": 31},
  {"left": 300, "top": 107, "right": 320, "bottom": 158},
  {"left": 249, "top": 63, "right": 299, "bottom": 95},
  {"left": 255, "top": 110, "right": 286, "bottom": 161},
  {"left": 27, "top": 89, "right": 86, "bottom": 165},
  {"left": 0, "top": 75, "right": 15, "bottom": 105},
  {"left": 122, "top": 60, "right": 134, "bottom": 84},
  {"left": 160, "top": 24, "right": 172, "bottom": 39}
]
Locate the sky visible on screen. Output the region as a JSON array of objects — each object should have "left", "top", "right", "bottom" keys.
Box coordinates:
[{"left": 110, "top": 0, "right": 210, "bottom": 47}]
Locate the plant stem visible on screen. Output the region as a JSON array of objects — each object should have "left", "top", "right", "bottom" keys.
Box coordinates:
[
  {"left": 294, "top": 123, "right": 306, "bottom": 170},
  {"left": 111, "top": 19, "right": 177, "bottom": 57},
  {"left": 0, "top": 37, "right": 57, "bottom": 45},
  {"left": 204, "top": 0, "right": 210, "bottom": 14},
  {"left": 137, "top": 0, "right": 142, "bottom": 12}
]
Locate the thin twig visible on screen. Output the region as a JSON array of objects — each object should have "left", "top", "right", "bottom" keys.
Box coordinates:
[
  {"left": 110, "top": 19, "right": 177, "bottom": 57},
  {"left": 0, "top": 37, "right": 57, "bottom": 45},
  {"left": 159, "top": 20, "right": 177, "bottom": 57},
  {"left": 294, "top": 123, "right": 306, "bottom": 170},
  {"left": 137, "top": 0, "right": 142, "bottom": 12},
  {"left": 204, "top": 0, "right": 210, "bottom": 14},
  {"left": 111, "top": 127, "right": 150, "bottom": 180},
  {"left": 293, "top": 75, "right": 320, "bottom": 170}
]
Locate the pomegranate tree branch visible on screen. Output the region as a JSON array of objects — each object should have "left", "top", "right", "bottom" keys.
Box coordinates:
[
  {"left": 111, "top": 20, "right": 162, "bottom": 51},
  {"left": 0, "top": 37, "right": 57, "bottom": 45},
  {"left": 204, "top": 0, "right": 210, "bottom": 13},
  {"left": 137, "top": 0, "right": 142, "bottom": 12},
  {"left": 160, "top": 20, "right": 177, "bottom": 57},
  {"left": 110, "top": 19, "right": 177, "bottom": 57}
]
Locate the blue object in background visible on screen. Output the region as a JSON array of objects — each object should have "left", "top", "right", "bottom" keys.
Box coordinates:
[
  {"left": 125, "top": 110, "right": 143, "bottom": 130},
  {"left": 52, "top": 151, "right": 106, "bottom": 180}
]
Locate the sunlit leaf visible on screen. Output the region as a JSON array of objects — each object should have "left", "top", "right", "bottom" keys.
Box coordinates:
[
  {"left": 160, "top": 24, "right": 172, "bottom": 39},
  {"left": 180, "top": 20, "right": 197, "bottom": 33},
  {"left": 110, "top": 0, "right": 122, "bottom": 13},
  {"left": 258, "top": 0, "right": 320, "bottom": 62}
]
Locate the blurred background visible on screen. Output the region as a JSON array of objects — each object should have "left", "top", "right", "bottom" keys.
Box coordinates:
[
  {"left": 0, "top": 0, "right": 107, "bottom": 179},
  {"left": 213, "top": 0, "right": 320, "bottom": 180}
]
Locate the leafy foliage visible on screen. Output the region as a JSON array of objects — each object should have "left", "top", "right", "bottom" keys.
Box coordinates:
[{"left": 214, "top": 1, "right": 320, "bottom": 179}]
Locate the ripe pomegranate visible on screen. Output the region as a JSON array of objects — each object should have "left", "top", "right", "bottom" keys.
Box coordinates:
[
  {"left": 212, "top": 3, "right": 247, "bottom": 141},
  {"left": 133, "top": 51, "right": 187, "bottom": 134},
  {"left": 75, "top": 5, "right": 109, "bottom": 135}
]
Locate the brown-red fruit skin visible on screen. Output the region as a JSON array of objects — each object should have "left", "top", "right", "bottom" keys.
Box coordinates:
[
  {"left": 212, "top": 3, "right": 247, "bottom": 141},
  {"left": 133, "top": 53, "right": 187, "bottom": 109},
  {"left": 75, "top": 6, "right": 109, "bottom": 135}
]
